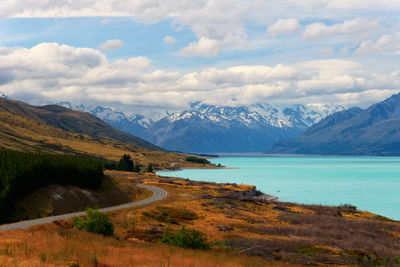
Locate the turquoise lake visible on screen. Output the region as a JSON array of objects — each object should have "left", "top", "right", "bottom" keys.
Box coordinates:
[{"left": 157, "top": 157, "right": 400, "bottom": 220}]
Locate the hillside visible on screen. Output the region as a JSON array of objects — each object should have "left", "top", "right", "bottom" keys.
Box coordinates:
[
  {"left": 0, "top": 98, "right": 160, "bottom": 151},
  {"left": 269, "top": 93, "right": 400, "bottom": 155},
  {"left": 0, "top": 99, "right": 215, "bottom": 169},
  {"left": 9, "top": 175, "right": 148, "bottom": 223}
]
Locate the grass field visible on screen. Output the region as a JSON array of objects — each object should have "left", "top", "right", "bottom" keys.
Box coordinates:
[{"left": 1, "top": 171, "right": 399, "bottom": 266}]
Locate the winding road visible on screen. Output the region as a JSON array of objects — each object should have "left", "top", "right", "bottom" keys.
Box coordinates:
[{"left": 0, "top": 184, "right": 167, "bottom": 231}]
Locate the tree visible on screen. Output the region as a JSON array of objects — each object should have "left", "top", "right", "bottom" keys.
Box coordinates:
[
  {"left": 146, "top": 163, "right": 154, "bottom": 173},
  {"left": 134, "top": 163, "right": 141, "bottom": 172},
  {"left": 119, "top": 154, "right": 134, "bottom": 171}
]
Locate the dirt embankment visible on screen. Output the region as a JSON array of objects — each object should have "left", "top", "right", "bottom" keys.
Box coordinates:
[{"left": 9, "top": 176, "right": 147, "bottom": 222}]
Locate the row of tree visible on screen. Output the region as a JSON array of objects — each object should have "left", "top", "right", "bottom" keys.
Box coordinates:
[
  {"left": 0, "top": 148, "right": 104, "bottom": 222},
  {"left": 104, "top": 154, "right": 154, "bottom": 173}
]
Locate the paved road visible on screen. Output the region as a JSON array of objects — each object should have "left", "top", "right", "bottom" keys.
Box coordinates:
[{"left": 0, "top": 184, "right": 167, "bottom": 231}]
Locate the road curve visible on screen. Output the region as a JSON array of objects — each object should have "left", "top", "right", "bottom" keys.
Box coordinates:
[{"left": 0, "top": 184, "right": 167, "bottom": 231}]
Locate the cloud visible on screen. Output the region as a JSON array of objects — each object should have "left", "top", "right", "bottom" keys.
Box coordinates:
[
  {"left": 1, "top": 43, "right": 399, "bottom": 112},
  {"left": 326, "top": 0, "right": 400, "bottom": 10},
  {"left": 355, "top": 32, "right": 400, "bottom": 55},
  {"left": 179, "top": 36, "right": 246, "bottom": 58},
  {"left": 267, "top": 19, "right": 300, "bottom": 37},
  {"left": 297, "top": 59, "right": 361, "bottom": 70},
  {"left": 302, "top": 18, "right": 381, "bottom": 41},
  {"left": 163, "top": 36, "right": 176, "bottom": 44},
  {"left": 1, "top": 1, "right": 399, "bottom": 57},
  {"left": 100, "top": 39, "right": 123, "bottom": 51}
]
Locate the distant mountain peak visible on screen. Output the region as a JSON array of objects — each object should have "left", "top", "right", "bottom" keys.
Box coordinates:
[
  {"left": 269, "top": 93, "right": 400, "bottom": 156},
  {"left": 53, "top": 100, "right": 347, "bottom": 153},
  {"left": 0, "top": 91, "right": 7, "bottom": 99}
]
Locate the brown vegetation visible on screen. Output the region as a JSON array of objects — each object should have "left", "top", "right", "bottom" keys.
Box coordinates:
[
  {"left": 0, "top": 110, "right": 217, "bottom": 169},
  {"left": 1, "top": 170, "right": 399, "bottom": 266}
]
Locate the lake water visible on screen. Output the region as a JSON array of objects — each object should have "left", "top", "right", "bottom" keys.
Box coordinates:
[{"left": 157, "top": 157, "right": 400, "bottom": 220}]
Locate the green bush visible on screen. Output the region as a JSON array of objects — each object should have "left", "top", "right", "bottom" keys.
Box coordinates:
[
  {"left": 185, "top": 156, "right": 210, "bottom": 165},
  {"left": 161, "top": 227, "right": 210, "bottom": 249},
  {"left": 73, "top": 208, "right": 114, "bottom": 236}
]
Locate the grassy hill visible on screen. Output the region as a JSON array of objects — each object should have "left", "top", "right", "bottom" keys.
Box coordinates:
[
  {"left": 0, "top": 98, "right": 160, "bottom": 151},
  {"left": 0, "top": 98, "right": 216, "bottom": 169}
]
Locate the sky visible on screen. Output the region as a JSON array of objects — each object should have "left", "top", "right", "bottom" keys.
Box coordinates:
[{"left": 1, "top": 0, "right": 400, "bottom": 115}]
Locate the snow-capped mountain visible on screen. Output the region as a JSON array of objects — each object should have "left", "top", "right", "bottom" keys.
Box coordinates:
[
  {"left": 57, "top": 102, "right": 153, "bottom": 135},
  {"left": 56, "top": 101, "right": 345, "bottom": 153},
  {"left": 141, "top": 103, "right": 345, "bottom": 153},
  {"left": 0, "top": 91, "right": 7, "bottom": 99},
  {"left": 166, "top": 102, "right": 344, "bottom": 129},
  {"left": 270, "top": 93, "right": 400, "bottom": 156}
]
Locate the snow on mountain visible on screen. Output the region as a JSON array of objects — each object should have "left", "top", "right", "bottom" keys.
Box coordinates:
[
  {"left": 270, "top": 93, "right": 400, "bottom": 155},
  {"left": 165, "top": 102, "right": 344, "bottom": 129},
  {"left": 56, "top": 102, "right": 153, "bottom": 136},
  {"left": 141, "top": 103, "right": 345, "bottom": 153},
  {"left": 0, "top": 91, "right": 7, "bottom": 99},
  {"left": 51, "top": 101, "right": 346, "bottom": 153}
]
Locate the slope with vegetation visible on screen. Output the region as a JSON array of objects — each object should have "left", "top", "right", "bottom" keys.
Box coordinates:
[
  {"left": 0, "top": 98, "right": 160, "bottom": 151},
  {"left": 270, "top": 93, "right": 400, "bottom": 155},
  {"left": 0, "top": 148, "right": 103, "bottom": 223},
  {"left": 1, "top": 171, "right": 399, "bottom": 266},
  {"left": 0, "top": 98, "right": 218, "bottom": 169}
]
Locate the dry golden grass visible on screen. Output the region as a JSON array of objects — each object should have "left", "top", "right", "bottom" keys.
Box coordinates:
[
  {"left": 0, "top": 219, "right": 294, "bottom": 267},
  {"left": 2, "top": 171, "right": 399, "bottom": 266},
  {"left": 0, "top": 112, "right": 217, "bottom": 169},
  {"left": 107, "top": 171, "right": 400, "bottom": 266}
]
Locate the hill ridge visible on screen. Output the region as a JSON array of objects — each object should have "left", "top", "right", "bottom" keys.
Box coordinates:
[{"left": 269, "top": 93, "right": 400, "bottom": 155}]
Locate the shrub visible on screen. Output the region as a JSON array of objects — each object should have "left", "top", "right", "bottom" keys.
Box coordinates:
[
  {"left": 338, "top": 203, "right": 357, "bottom": 212},
  {"left": 143, "top": 206, "right": 198, "bottom": 224},
  {"left": 161, "top": 227, "right": 210, "bottom": 249},
  {"left": 73, "top": 208, "right": 114, "bottom": 236},
  {"left": 185, "top": 156, "right": 210, "bottom": 165}
]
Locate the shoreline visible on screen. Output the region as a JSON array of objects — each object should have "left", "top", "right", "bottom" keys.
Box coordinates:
[{"left": 157, "top": 166, "right": 239, "bottom": 172}]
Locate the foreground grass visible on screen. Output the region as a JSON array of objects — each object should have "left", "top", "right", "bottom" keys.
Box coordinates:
[
  {"left": 1, "top": 171, "right": 399, "bottom": 266},
  {"left": 110, "top": 171, "right": 400, "bottom": 266},
  {"left": 0, "top": 224, "right": 292, "bottom": 267}
]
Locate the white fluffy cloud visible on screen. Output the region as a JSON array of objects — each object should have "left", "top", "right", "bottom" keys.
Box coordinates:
[
  {"left": 0, "top": 43, "right": 399, "bottom": 112},
  {"left": 100, "top": 39, "right": 123, "bottom": 51},
  {"left": 1, "top": 1, "right": 399, "bottom": 57},
  {"left": 267, "top": 19, "right": 300, "bottom": 37},
  {"left": 356, "top": 32, "right": 400, "bottom": 55},
  {"left": 302, "top": 18, "right": 381, "bottom": 41}
]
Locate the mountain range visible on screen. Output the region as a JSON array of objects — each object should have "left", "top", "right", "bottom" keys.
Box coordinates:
[
  {"left": 58, "top": 101, "right": 344, "bottom": 153},
  {"left": 270, "top": 93, "right": 400, "bottom": 156},
  {"left": 3, "top": 91, "right": 400, "bottom": 155}
]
